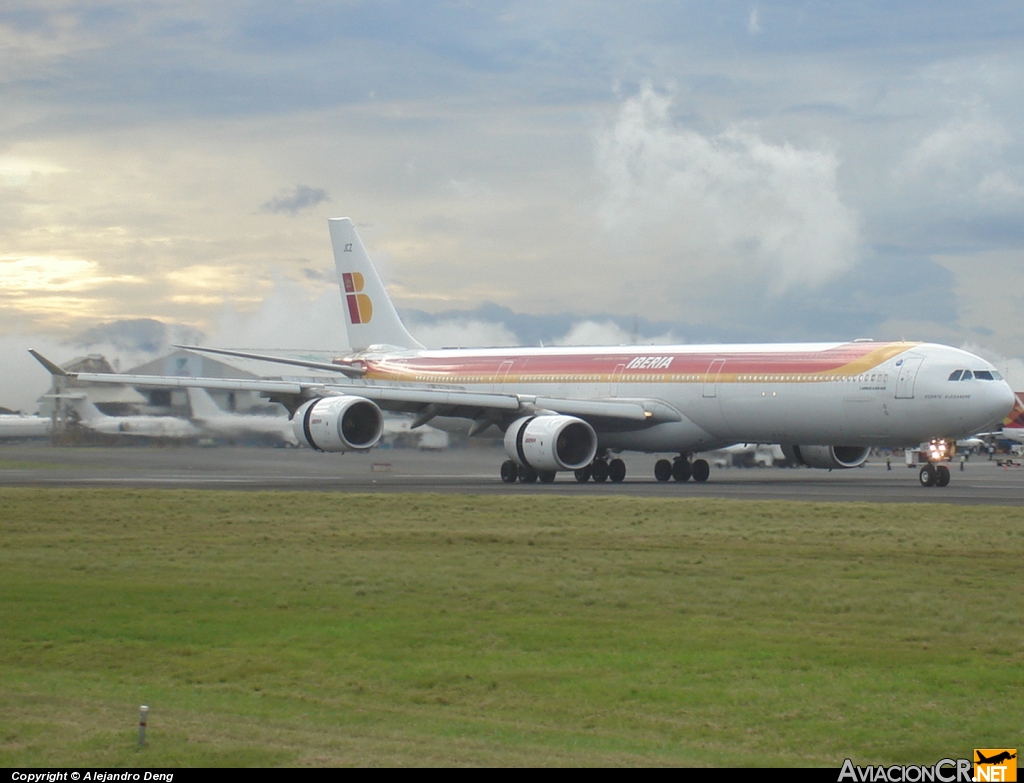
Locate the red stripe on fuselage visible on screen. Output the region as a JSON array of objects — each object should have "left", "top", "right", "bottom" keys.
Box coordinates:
[{"left": 360, "top": 342, "right": 913, "bottom": 381}]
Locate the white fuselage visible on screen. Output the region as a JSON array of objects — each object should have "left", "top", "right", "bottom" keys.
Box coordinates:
[
  {"left": 0, "top": 415, "right": 51, "bottom": 439},
  {"left": 350, "top": 340, "right": 1014, "bottom": 453},
  {"left": 71, "top": 398, "right": 202, "bottom": 439}
]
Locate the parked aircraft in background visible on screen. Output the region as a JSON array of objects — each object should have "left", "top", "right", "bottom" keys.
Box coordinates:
[
  {"left": 0, "top": 413, "right": 51, "bottom": 439},
  {"left": 967, "top": 392, "right": 1024, "bottom": 448},
  {"left": 31, "top": 217, "right": 1016, "bottom": 488},
  {"left": 955, "top": 436, "right": 986, "bottom": 451},
  {"left": 186, "top": 387, "right": 297, "bottom": 446},
  {"left": 707, "top": 443, "right": 788, "bottom": 468},
  {"left": 67, "top": 395, "right": 202, "bottom": 439}
]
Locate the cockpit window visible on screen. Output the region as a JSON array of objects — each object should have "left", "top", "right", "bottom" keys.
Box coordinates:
[{"left": 950, "top": 369, "right": 1002, "bottom": 381}]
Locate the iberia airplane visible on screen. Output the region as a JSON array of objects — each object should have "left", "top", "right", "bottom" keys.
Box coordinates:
[{"left": 31, "top": 218, "right": 1015, "bottom": 489}]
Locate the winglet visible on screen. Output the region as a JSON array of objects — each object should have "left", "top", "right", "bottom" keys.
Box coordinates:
[{"left": 29, "top": 350, "right": 71, "bottom": 377}]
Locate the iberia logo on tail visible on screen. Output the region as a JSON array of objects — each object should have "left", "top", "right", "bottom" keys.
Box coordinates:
[
  {"left": 1004, "top": 394, "right": 1024, "bottom": 430},
  {"left": 343, "top": 272, "right": 373, "bottom": 324}
]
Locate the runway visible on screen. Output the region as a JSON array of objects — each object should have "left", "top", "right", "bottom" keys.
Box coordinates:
[{"left": 1, "top": 442, "right": 1022, "bottom": 505}]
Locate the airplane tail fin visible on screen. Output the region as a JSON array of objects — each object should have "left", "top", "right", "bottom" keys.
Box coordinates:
[
  {"left": 186, "top": 387, "right": 223, "bottom": 420},
  {"left": 329, "top": 217, "right": 423, "bottom": 352},
  {"left": 1004, "top": 393, "right": 1024, "bottom": 428},
  {"left": 66, "top": 395, "right": 104, "bottom": 424}
]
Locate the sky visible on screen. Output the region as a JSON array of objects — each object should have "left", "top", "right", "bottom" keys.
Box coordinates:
[{"left": 3, "top": 1, "right": 1024, "bottom": 410}]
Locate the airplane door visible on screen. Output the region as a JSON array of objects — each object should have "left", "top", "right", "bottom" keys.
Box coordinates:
[
  {"left": 703, "top": 359, "right": 726, "bottom": 398},
  {"left": 895, "top": 356, "right": 924, "bottom": 399},
  {"left": 609, "top": 363, "right": 625, "bottom": 398},
  {"left": 492, "top": 360, "right": 513, "bottom": 392}
]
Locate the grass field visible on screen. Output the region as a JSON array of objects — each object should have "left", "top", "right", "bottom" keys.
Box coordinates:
[{"left": 0, "top": 488, "right": 1021, "bottom": 766}]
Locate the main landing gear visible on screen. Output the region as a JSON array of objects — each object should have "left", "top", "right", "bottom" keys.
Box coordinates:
[
  {"left": 500, "top": 460, "right": 556, "bottom": 484},
  {"left": 500, "top": 453, "right": 711, "bottom": 485},
  {"left": 918, "top": 462, "right": 951, "bottom": 488},
  {"left": 574, "top": 453, "right": 626, "bottom": 483},
  {"left": 654, "top": 455, "right": 710, "bottom": 483}
]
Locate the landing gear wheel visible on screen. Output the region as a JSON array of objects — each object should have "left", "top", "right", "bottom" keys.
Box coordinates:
[
  {"left": 539, "top": 470, "right": 556, "bottom": 484},
  {"left": 591, "top": 460, "right": 609, "bottom": 483},
  {"left": 608, "top": 458, "right": 626, "bottom": 483},
  {"left": 519, "top": 466, "right": 538, "bottom": 484},
  {"left": 672, "top": 459, "right": 691, "bottom": 482},
  {"left": 654, "top": 459, "right": 672, "bottom": 482},
  {"left": 919, "top": 464, "right": 936, "bottom": 487},
  {"left": 691, "top": 458, "right": 710, "bottom": 483},
  {"left": 574, "top": 465, "right": 592, "bottom": 483},
  {"left": 935, "top": 464, "right": 950, "bottom": 487},
  {"left": 500, "top": 460, "right": 519, "bottom": 484}
]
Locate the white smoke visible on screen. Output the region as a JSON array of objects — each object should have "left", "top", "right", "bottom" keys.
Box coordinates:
[
  {"left": 0, "top": 332, "right": 163, "bottom": 413},
  {"left": 404, "top": 319, "right": 519, "bottom": 349},
  {"left": 553, "top": 320, "right": 681, "bottom": 347}
]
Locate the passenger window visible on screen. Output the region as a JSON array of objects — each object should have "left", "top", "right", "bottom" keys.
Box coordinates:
[
  {"left": 961, "top": 370, "right": 973, "bottom": 380},
  {"left": 948, "top": 370, "right": 963, "bottom": 381},
  {"left": 974, "top": 370, "right": 993, "bottom": 380}
]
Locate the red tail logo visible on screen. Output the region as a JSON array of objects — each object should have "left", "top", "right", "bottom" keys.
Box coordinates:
[
  {"left": 1005, "top": 393, "right": 1024, "bottom": 429},
  {"left": 342, "top": 272, "right": 373, "bottom": 324}
]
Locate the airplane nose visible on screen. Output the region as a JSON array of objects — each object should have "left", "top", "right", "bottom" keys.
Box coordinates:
[{"left": 988, "top": 381, "right": 1016, "bottom": 428}]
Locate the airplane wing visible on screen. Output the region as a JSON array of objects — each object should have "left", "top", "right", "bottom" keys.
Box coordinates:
[{"left": 29, "top": 350, "right": 679, "bottom": 430}]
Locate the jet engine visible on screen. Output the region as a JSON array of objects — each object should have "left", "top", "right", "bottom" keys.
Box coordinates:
[
  {"left": 503, "top": 415, "right": 598, "bottom": 472},
  {"left": 292, "top": 396, "right": 384, "bottom": 452},
  {"left": 781, "top": 444, "right": 870, "bottom": 469}
]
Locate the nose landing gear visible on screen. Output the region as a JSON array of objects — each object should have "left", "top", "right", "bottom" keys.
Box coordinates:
[
  {"left": 918, "top": 463, "right": 951, "bottom": 488},
  {"left": 916, "top": 439, "right": 956, "bottom": 488}
]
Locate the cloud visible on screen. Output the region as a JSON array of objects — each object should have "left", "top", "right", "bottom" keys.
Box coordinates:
[
  {"left": 897, "top": 110, "right": 1021, "bottom": 213},
  {"left": 261, "top": 185, "right": 330, "bottom": 215},
  {"left": 0, "top": 2, "right": 1021, "bottom": 373},
  {"left": 961, "top": 343, "right": 1024, "bottom": 392},
  {"left": 874, "top": 63, "right": 1024, "bottom": 249},
  {"left": 596, "top": 85, "right": 860, "bottom": 296},
  {"left": 747, "top": 7, "right": 761, "bottom": 35}
]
